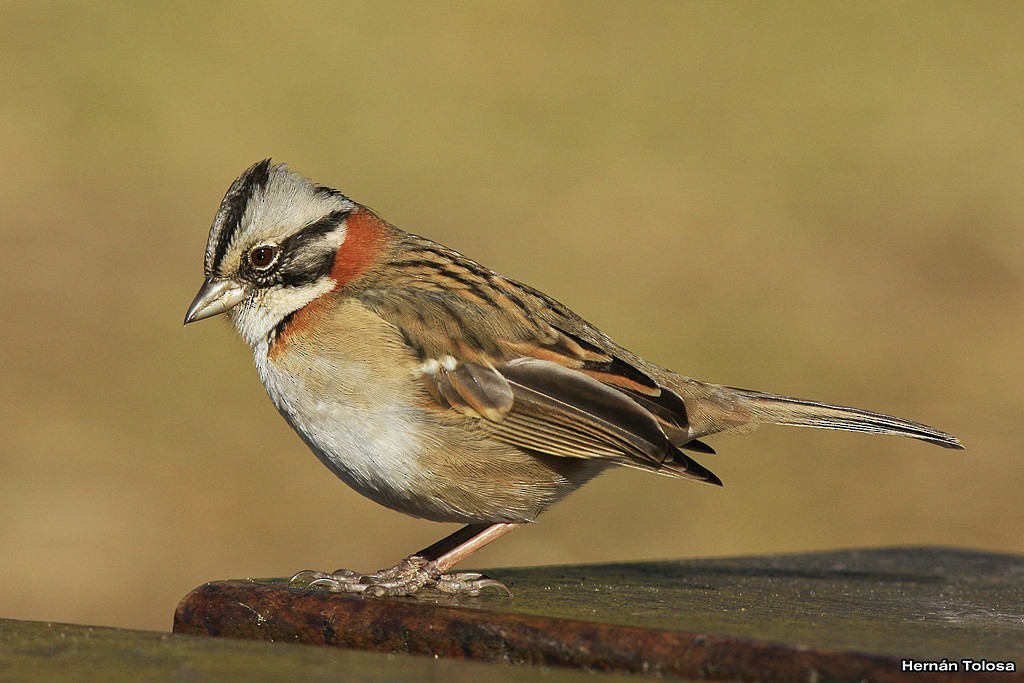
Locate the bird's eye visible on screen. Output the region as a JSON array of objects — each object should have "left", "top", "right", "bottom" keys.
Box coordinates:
[{"left": 249, "top": 245, "right": 279, "bottom": 270}]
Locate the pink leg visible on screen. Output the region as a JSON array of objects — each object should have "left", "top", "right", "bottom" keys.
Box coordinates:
[{"left": 417, "top": 522, "right": 523, "bottom": 571}]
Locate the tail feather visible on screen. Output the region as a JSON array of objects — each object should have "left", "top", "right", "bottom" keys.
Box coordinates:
[{"left": 677, "top": 380, "right": 963, "bottom": 450}]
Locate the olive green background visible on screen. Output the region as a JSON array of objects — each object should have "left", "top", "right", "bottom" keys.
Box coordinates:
[{"left": 2, "top": 3, "right": 1021, "bottom": 632}]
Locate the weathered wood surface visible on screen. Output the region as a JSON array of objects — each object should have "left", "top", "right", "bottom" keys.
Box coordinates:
[
  {"left": 0, "top": 617, "right": 623, "bottom": 682},
  {"left": 174, "top": 547, "right": 1024, "bottom": 682}
]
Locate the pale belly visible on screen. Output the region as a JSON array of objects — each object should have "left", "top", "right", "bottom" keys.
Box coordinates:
[{"left": 253, "top": 339, "right": 596, "bottom": 523}]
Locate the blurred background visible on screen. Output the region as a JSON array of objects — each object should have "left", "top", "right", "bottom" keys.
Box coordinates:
[{"left": 1, "top": 2, "right": 1021, "bottom": 632}]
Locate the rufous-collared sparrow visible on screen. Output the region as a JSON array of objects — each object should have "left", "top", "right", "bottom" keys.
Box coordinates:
[{"left": 185, "top": 160, "right": 962, "bottom": 597}]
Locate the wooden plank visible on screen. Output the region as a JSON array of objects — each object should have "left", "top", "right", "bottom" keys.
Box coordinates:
[{"left": 173, "top": 547, "right": 1024, "bottom": 681}]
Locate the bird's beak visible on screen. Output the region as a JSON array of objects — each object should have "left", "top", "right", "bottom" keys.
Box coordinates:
[{"left": 184, "top": 277, "right": 247, "bottom": 325}]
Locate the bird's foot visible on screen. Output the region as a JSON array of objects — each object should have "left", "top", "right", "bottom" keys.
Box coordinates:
[{"left": 289, "top": 556, "right": 510, "bottom": 597}]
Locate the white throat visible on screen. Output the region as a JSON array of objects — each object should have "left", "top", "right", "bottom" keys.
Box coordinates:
[{"left": 228, "top": 279, "right": 336, "bottom": 349}]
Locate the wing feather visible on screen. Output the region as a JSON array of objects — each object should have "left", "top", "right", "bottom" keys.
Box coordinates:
[
  {"left": 498, "top": 358, "right": 670, "bottom": 466},
  {"left": 357, "top": 255, "right": 718, "bottom": 483}
]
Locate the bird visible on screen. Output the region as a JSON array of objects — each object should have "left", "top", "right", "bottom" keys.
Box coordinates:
[{"left": 184, "top": 159, "right": 962, "bottom": 597}]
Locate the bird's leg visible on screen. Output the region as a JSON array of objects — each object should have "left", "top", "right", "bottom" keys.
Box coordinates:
[{"left": 289, "top": 522, "right": 522, "bottom": 597}]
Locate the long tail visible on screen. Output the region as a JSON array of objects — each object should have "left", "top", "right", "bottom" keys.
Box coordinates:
[{"left": 677, "top": 380, "right": 963, "bottom": 449}]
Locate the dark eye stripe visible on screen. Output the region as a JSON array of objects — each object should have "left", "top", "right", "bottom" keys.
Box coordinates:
[
  {"left": 273, "top": 209, "right": 352, "bottom": 287},
  {"left": 278, "top": 252, "right": 336, "bottom": 288},
  {"left": 298, "top": 209, "right": 352, "bottom": 242}
]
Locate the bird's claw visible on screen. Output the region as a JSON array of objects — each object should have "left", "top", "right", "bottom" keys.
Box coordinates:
[{"left": 288, "top": 557, "right": 509, "bottom": 597}]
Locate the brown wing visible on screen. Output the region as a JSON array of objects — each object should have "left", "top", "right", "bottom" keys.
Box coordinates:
[
  {"left": 354, "top": 244, "right": 719, "bottom": 484},
  {"left": 424, "top": 356, "right": 719, "bottom": 484}
]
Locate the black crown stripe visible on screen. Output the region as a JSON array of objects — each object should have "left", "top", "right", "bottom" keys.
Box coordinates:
[{"left": 209, "top": 159, "right": 273, "bottom": 274}]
